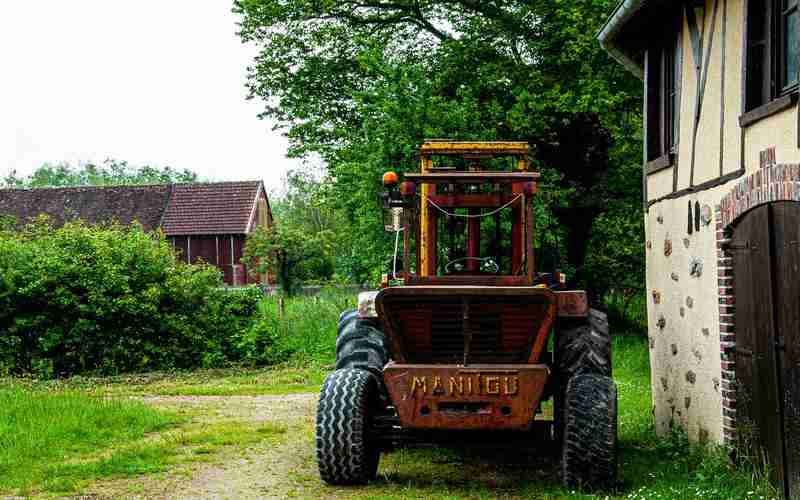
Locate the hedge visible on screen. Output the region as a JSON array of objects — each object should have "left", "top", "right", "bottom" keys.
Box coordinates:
[{"left": 0, "top": 219, "right": 263, "bottom": 377}]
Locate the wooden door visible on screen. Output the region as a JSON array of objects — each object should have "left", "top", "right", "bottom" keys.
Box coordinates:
[
  {"left": 733, "top": 202, "right": 800, "bottom": 498},
  {"left": 773, "top": 202, "right": 800, "bottom": 495}
]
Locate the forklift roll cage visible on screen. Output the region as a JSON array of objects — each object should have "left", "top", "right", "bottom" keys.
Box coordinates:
[{"left": 393, "top": 141, "right": 539, "bottom": 287}]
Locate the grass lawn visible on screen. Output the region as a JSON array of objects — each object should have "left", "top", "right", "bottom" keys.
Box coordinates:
[
  {"left": 0, "top": 385, "right": 286, "bottom": 496},
  {"left": 8, "top": 334, "right": 775, "bottom": 499}
]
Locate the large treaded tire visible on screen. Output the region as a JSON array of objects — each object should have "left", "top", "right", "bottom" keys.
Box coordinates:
[
  {"left": 316, "top": 368, "right": 381, "bottom": 485},
  {"left": 561, "top": 373, "right": 618, "bottom": 489},
  {"left": 553, "top": 308, "right": 612, "bottom": 447},
  {"left": 556, "top": 309, "right": 611, "bottom": 379},
  {"left": 336, "top": 309, "right": 389, "bottom": 377}
]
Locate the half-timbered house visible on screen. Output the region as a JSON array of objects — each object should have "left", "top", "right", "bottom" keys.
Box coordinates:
[{"left": 600, "top": 0, "right": 800, "bottom": 495}]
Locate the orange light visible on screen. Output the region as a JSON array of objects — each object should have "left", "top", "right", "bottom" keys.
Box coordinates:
[{"left": 382, "top": 171, "right": 399, "bottom": 187}]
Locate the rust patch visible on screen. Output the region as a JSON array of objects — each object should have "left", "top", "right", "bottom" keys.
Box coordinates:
[
  {"left": 555, "top": 290, "right": 588, "bottom": 317},
  {"left": 383, "top": 363, "right": 549, "bottom": 431}
]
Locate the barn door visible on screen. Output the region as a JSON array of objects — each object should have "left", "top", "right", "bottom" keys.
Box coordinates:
[{"left": 732, "top": 202, "right": 800, "bottom": 498}]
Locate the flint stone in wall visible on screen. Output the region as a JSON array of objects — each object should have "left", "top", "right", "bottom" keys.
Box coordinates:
[
  {"left": 690, "top": 258, "right": 703, "bottom": 277},
  {"left": 701, "top": 205, "right": 713, "bottom": 226},
  {"left": 652, "top": 290, "right": 661, "bottom": 304}
]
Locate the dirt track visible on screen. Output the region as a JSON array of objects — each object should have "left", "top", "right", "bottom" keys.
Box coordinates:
[{"left": 87, "top": 393, "right": 323, "bottom": 499}]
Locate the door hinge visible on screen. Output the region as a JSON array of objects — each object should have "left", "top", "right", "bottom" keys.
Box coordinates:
[{"left": 724, "top": 241, "right": 757, "bottom": 252}]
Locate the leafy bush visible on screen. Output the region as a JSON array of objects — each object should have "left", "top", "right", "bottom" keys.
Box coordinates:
[
  {"left": 204, "top": 287, "right": 264, "bottom": 367},
  {"left": 0, "top": 220, "right": 260, "bottom": 377}
]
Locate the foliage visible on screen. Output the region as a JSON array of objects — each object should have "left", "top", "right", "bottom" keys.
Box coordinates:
[
  {"left": 243, "top": 172, "right": 338, "bottom": 294},
  {"left": 203, "top": 287, "right": 265, "bottom": 367},
  {"left": 234, "top": 0, "right": 645, "bottom": 295},
  {"left": 240, "top": 288, "right": 356, "bottom": 366},
  {"left": 0, "top": 219, "right": 259, "bottom": 376},
  {"left": 2, "top": 158, "right": 197, "bottom": 188}
]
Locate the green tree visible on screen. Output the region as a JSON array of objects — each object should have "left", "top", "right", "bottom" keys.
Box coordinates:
[
  {"left": 244, "top": 168, "right": 337, "bottom": 294},
  {"left": 244, "top": 223, "right": 334, "bottom": 295},
  {"left": 235, "top": 0, "right": 645, "bottom": 296},
  {"left": 2, "top": 159, "right": 197, "bottom": 188}
]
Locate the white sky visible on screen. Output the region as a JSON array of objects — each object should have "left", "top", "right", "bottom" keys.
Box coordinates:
[{"left": 0, "top": 1, "right": 301, "bottom": 192}]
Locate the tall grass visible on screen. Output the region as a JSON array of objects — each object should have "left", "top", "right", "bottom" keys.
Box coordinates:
[
  {"left": 248, "top": 289, "right": 356, "bottom": 365},
  {"left": 0, "top": 387, "right": 177, "bottom": 494}
]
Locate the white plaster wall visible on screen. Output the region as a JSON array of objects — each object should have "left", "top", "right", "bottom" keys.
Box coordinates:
[
  {"left": 644, "top": 0, "right": 739, "bottom": 443},
  {"left": 647, "top": 167, "right": 674, "bottom": 200},
  {"left": 646, "top": 185, "right": 726, "bottom": 442},
  {"left": 744, "top": 107, "right": 798, "bottom": 171}
]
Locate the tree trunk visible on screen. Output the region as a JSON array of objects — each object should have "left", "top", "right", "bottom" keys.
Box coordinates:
[{"left": 554, "top": 206, "right": 601, "bottom": 301}]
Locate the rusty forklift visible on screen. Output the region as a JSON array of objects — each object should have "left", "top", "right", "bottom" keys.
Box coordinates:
[{"left": 316, "top": 141, "right": 616, "bottom": 489}]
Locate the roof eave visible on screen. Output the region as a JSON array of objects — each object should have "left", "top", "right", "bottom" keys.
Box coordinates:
[{"left": 597, "top": 0, "right": 647, "bottom": 79}]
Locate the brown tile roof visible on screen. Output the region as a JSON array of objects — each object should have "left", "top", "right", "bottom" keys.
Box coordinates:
[
  {"left": 160, "top": 181, "right": 262, "bottom": 235},
  {"left": 0, "top": 184, "right": 171, "bottom": 231},
  {"left": 0, "top": 181, "right": 265, "bottom": 235}
]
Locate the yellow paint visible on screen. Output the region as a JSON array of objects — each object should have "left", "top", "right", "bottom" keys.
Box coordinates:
[
  {"left": 409, "top": 374, "right": 520, "bottom": 398},
  {"left": 503, "top": 376, "right": 519, "bottom": 396},
  {"left": 410, "top": 376, "right": 427, "bottom": 397},
  {"left": 419, "top": 155, "right": 433, "bottom": 276},
  {"left": 484, "top": 376, "right": 501, "bottom": 395},
  {"left": 420, "top": 141, "right": 530, "bottom": 155},
  {"left": 432, "top": 376, "right": 443, "bottom": 394},
  {"left": 448, "top": 377, "right": 464, "bottom": 395}
]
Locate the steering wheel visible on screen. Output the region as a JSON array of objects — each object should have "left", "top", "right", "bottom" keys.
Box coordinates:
[{"left": 444, "top": 257, "right": 500, "bottom": 274}]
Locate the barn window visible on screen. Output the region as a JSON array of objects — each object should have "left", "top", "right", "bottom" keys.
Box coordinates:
[
  {"left": 646, "top": 25, "right": 682, "bottom": 165},
  {"left": 744, "top": 0, "right": 799, "bottom": 113}
]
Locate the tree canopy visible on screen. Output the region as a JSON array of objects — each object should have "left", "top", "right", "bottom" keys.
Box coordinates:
[
  {"left": 2, "top": 159, "right": 198, "bottom": 188},
  {"left": 236, "top": 0, "right": 645, "bottom": 297}
]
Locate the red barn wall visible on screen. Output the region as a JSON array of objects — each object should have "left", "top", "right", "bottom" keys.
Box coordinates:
[{"left": 169, "top": 234, "right": 257, "bottom": 286}]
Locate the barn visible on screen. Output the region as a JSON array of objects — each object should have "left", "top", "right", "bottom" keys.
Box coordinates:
[
  {"left": 0, "top": 180, "right": 272, "bottom": 286},
  {"left": 600, "top": 0, "right": 800, "bottom": 495}
]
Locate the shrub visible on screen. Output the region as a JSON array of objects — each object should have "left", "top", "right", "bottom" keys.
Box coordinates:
[{"left": 0, "top": 219, "right": 259, "bottom": 377}]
